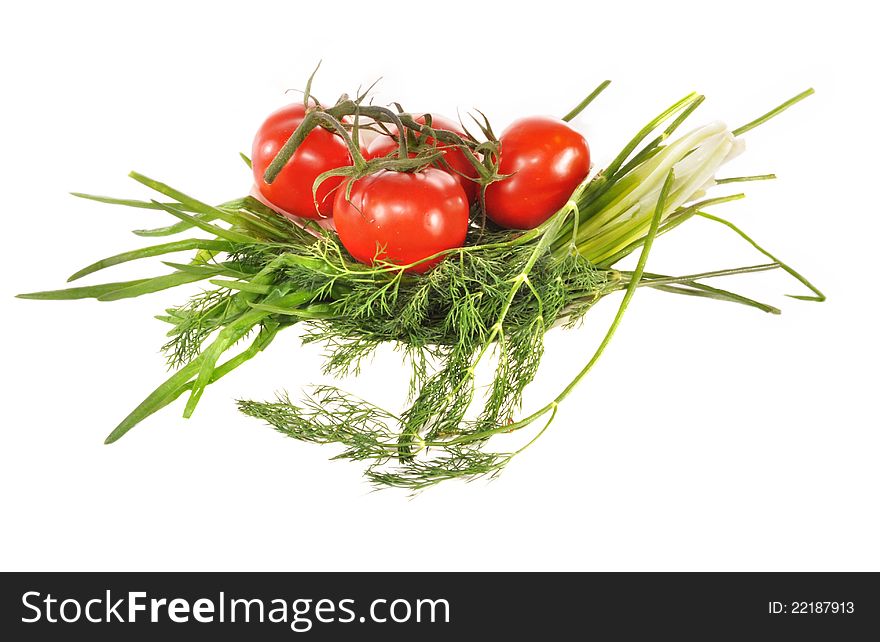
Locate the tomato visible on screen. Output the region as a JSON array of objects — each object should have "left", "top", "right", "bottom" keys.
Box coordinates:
[
  {"left": 484, "top": 116, "right": 590, "bottom": 229},
  {"left": 333, "top": 168, "right": 469, "bottom": 273},
  {"left": 365, "top": 114, "right": 479, "bottom": 204},
  {"left": 251, "top": 103, "right": 359, "bottom": 219}
]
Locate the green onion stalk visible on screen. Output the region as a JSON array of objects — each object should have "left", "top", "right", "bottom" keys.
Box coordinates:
[{"left": 18, "top": 83, "right": 823, "bottom": 490}]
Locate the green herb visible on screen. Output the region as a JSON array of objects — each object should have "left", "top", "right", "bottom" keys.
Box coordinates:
[{"left": 17, "top": 85, "right": 822, "bottom": 490}]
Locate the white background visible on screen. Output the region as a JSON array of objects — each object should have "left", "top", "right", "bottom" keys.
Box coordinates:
[{"left": 1, "top": 0, "right": 877, "bottom": 571}]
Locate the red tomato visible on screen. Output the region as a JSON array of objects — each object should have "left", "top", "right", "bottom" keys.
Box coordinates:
[
  {"left": 365, "top": 114, "right": 479, "bottom": 204},
  {"left": 252, "top": 103, "right": 359, "bottom": 219},
  {"left": 333, "top": 168, "right": 469, "bottom": 273},
  {"left": 484, "top": 116, "right": 590, "bottom": 229}
]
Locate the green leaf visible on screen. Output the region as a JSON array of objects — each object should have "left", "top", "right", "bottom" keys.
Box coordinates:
[
  {"left": 67, "top": 239, "right": 234, "bottom": 282},
  {"left": 133, "top": 220, "right": 215, "bottom": 238},
  {"left": 649, "top": 283, "right": 781, "bottom": 314},
  {"left": 97, "top": 269, "right": 225, "bottom": 301},
  {"left": 132, "top": 199, "right": 249, "bottom": 237},
  {"left": 17, "top": 279, "right": 153, "bottom": 300},
  {"left": 561, "top": 79, "right": 611, "bottom": 122},
  {"left": 149, "top": 200, "right": 256, "bottom": 244},
  {"left": 105, "top": 358, "right": 204, "bottom": 444},
  {"left": 104, "top": 325, "right": 280, "bottom": 444},
  {"left": 732, "top": 88, "right": 814, "bottom": 137},
  {"left": 128, "top": 172, "right": 275, "bottom": 238},
  {"left": 210, "top": 279, "right": 272, "bottom": 294},
  {"left": 71, "top": 193, "right": 201, "bottom": 211},
  {"left": 715, "top": 174, "right": 776, "bottom": 184},
  {"left": 128, "top": 172, "right": 244, "bottom": 224},
  {"left": 183, "top": 291, "right": 313, "bottom": 418},
  {"left": 163, "top": 261, "right": 254, "bottom": 279},
  {"left": 72, "top": 192, "right": 251, "bottom": 238},
  {"left": 697, "top": 211, "right": 825, "bottom": 301}
]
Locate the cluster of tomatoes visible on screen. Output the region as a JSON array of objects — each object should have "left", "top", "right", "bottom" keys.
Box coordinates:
[{"left": 251, "top": 101, "right": 591, "bottom": 273}]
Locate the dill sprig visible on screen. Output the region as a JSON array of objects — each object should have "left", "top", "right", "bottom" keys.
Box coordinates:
[{"left": 17, "top": 84, "right": 824, "bottom": 490}]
